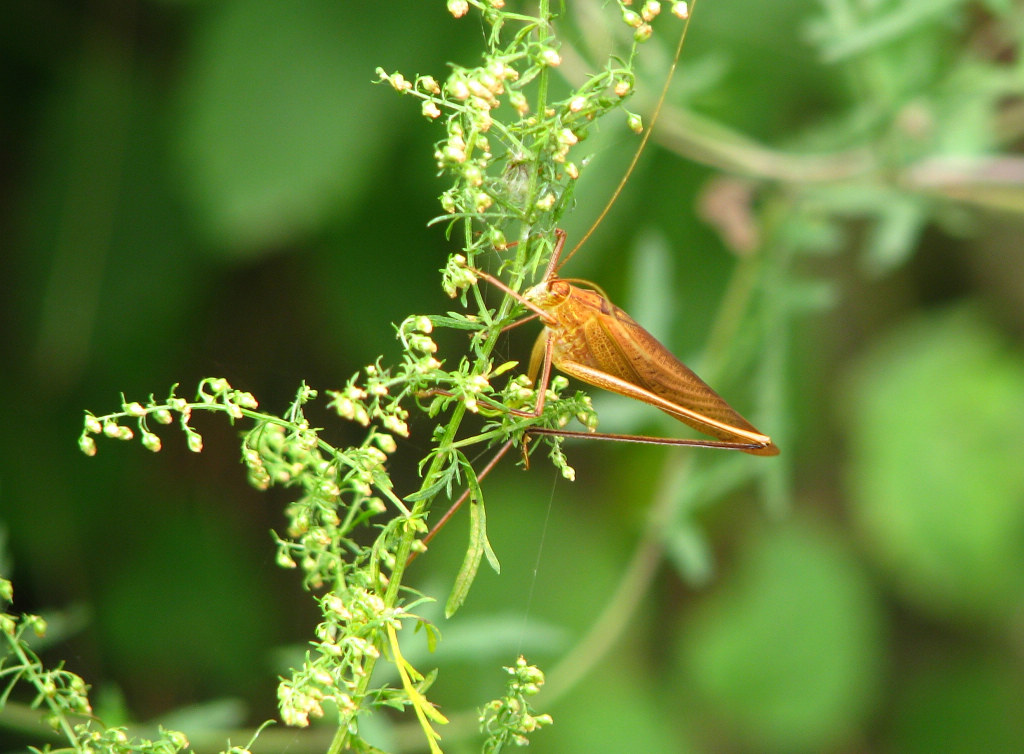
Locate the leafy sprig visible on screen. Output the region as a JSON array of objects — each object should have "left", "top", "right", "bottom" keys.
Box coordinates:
[{"left": 13, "top": 2, "right": 693, "bottom": 752}]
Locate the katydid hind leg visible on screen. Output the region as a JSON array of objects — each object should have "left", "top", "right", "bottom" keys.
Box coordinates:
[
  {"left": 549, "top": 359, "right": 779, "bottom": 455},
  {"left": 526, "top": 426, "right": 767, "bottom": 452}
]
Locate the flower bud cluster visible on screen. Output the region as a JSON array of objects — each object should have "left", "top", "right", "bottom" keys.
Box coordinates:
[
  {"left": 80, "top": 380, "right": 257, "bottom": 458},
  {"left": 504, "top": 374, "right": 536, "bottom": 409},
  {"left": 0, "top": 599, "right": 147, "bottom": 749},
  {"left": 378, "top": 0, "right": 688, "bottom": 306},
  {"left": 279, "top": 582, "right": 407, "bottom": 731},
  {"left": 255, "top": 384, "right": 400, "bottom": 579},
  {"left": 459, "top": 372, "right": 493, "bottom": 414},
  {"left": 480, "top": 656, "right": 553, "bottom": 747},
  {"left": 442, "top": 253, "right": 478, "bottom": 299},
  {"left": 328, "top": 364, "right": 413, "bottom": 441},
  {"left": 243, "top": 419, "right": 333, "bottom": 500},
  {"left": 278, "top": 679, "right": 326, "bottom": 728},
  {"left": 618, "top": 0, "right": 669, "bottom": 41},
  {"left": 396, "top": 315, "right": 443, "bottom": 377},
  {"left": 547, "top": 441, "right": 576, "bottom": 482}
]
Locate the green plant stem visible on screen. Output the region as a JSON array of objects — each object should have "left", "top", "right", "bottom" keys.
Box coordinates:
[
  {"left": 335, "top": 10, "right": 561, "bottom": 749},
  {"left": 330, "top": 327, "right": 521, "bottom": 752}
]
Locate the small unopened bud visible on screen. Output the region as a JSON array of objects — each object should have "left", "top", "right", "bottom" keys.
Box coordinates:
[
  {"left": 464, "top": 165, "right": 483, "bottom": 186},
  {"left": 509, "top": 91, "right": 529, "bottom": 114},
  {"left": 535, "top": 193, "right": 556, "bottom": 211},
  {"left": 409, "top": 334, "right": 437, "bottom": 353},
  {"left": 375, "top": 434, "right": 398, "bottom": 454},
  {"left": 474, "top": 191, "right": 493, "bottom": 212},
  {"left": 443, "top": 144, "right": 466, "bottom": 163},
  {"left": 388, "top": 73, "right": 412, "bottom": 91},
  {"left": 79, "top": 435, "right": 97, "bottom": 456},
  {"left": 488, "top": 228, "right": 507, "bottom": 249},
  {"left": 449, "top": 79, "right": 470, "bottom": 100},
  {"left": 208, "top": 378, "right": 230, "bottom": 393},
  {"left": 383, "top": 415, "right": 410, "bottom": 437},
  {"left": 540, "top": 49, "right": 561, "bottom": 67}
]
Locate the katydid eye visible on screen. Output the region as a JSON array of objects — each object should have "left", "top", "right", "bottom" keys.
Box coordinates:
[{"left": 548, "top": 280, "right": 570, "bottom": 299}]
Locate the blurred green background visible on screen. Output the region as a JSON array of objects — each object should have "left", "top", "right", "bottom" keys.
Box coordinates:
[{"left": 3, "top": 1, "right": 1024, "bottom": 752}]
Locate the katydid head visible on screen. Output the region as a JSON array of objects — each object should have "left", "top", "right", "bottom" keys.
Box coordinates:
[{"left": 523, "top": 278, "right": 572, "bottom": 320}]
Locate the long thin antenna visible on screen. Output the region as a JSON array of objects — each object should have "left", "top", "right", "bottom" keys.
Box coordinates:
[{"left": 556, "top": 3, "right": 696, "bottom": 273}]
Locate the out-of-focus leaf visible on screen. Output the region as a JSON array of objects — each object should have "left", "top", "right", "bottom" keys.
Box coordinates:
[
  {"left": 863, "top": 194, "right": 927, "bottom": 273},
  {"left": 809, "top": 0, "right": 964, "bottom": 62},
  {"left": 175, "top": 0, "right": 405, "bottom": 252},
  {"left": 844, "top": 305, "right": 1024, "bottom": 624},
  {"left": 16, "top": 51, "right": 198, "bottom": 394},
  {"left": 890, "top": 653, "right": 1024, "bottom": 753},
  {"left": 541, "top": 661, "right": 698, "bottom": 754},
  {"left": 99, "top": 502, "right": 277, "bottom": 691},
  {"left": 798, "top": 183, "right": 930, "bottom": 272},
  {"left": 153, "top": 698, "right": 249, "bottom": 733},
  {"left": 678, "top": 520, "right": 885, "bottom": 753}
]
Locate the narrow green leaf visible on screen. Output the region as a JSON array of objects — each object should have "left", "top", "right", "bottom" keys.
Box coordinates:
[
  {"left": 446, "top": 502, "right": 483, "bottom": 618},
  {"left": 445, "top": 467, "right": 500, "bottom": 618},
  {"left": 490, "top": 360, "right": 520, "bottom": 378},
  {"left": 428, "top": 313, "right": 485, "bottom": 330},
  {"left": 465, "top": 457, "right": 501, "bottom": 576},
  {"left": 404, "top": 471, "right": 453, "bottom": 503}
]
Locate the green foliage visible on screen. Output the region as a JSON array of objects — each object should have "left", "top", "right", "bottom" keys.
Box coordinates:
[
  {"left": 844, "top": 307, "right": 1024, "bottom": 623},
  {"left": 678, "top": 521, "right": 885, "bottom": 752},
  {"left": 4, "top": 0, "right": 1024, "bottom": 752},
  {"left": 8, "top": 2, "right": 697, "bottom": 752}
]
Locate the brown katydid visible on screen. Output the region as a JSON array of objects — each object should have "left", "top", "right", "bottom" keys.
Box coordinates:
[
  {"left": 478, "top": 229, "right": 778, "bottom": 456},
  {"left": 419, "top": 230, "right": 777, "bottom": 551}
]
